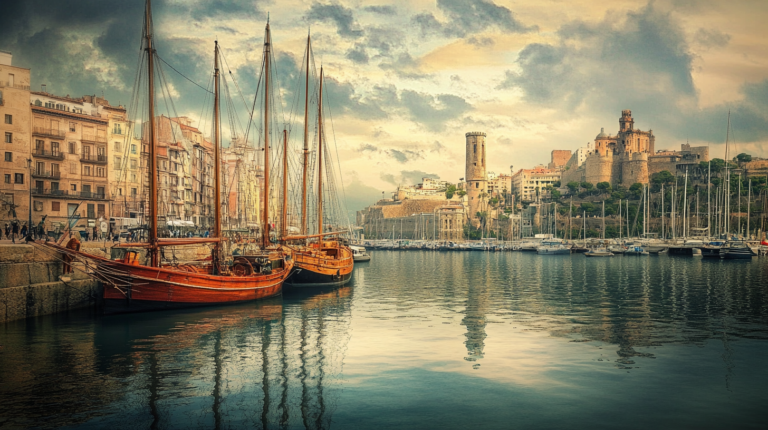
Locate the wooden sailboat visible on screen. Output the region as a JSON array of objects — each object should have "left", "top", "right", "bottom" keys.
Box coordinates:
[
  {"left": 39, "top": 1, "right": 293, "bottom": 313},
  {"left": 284, "top": 35, "right": 353, "bottom": 288}
]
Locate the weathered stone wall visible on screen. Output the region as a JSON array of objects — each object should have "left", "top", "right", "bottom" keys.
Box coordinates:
[
  {"left": 648, "top": 157, "right": 679, "bottom": 177},
  {"left": 561, "top": 152, "right": 586, "bottom": 185},
  {"left": 549, "top": 150, "right": 572, "bottom": 169},
  {"left": 363, "top": 213, "right": 440, "bottom": 240},
  {"left": 621, "top": 152, "right": 649, "bottom": 185},
  {"left": 0, "top": 244, "right": 101, "bottom": 323},
  {"left": 380, "top": 200, "right": 449, "bottom": 219},
  {"left": 585, "top": 152, "right": 614, "bottom": 184}
]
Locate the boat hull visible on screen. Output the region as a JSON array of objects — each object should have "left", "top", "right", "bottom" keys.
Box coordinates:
[
  {"left": 285, "top": 243, "right": 354, "bottom": 288},
  {"left": 537, "top": 248, "right": 570, "bottom": 255},
  {"left": 40, "top": 242, "right": 292, "bottom": 314},
  {"left": 285, "top": 266, "right": 353, "bottom": 287}
]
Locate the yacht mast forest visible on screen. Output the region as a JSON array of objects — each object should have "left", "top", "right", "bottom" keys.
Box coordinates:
[{"left": 37, "top": 1, "right": 293, "bottom": 313}]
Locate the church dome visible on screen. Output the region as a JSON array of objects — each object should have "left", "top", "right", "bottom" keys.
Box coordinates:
[{"left": 596, "top": 127, "right": 608, "bottom": 139}]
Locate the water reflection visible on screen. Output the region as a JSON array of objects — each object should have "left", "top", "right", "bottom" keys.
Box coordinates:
[
  {"left": 0, "top": 288, "right": 352, "bottom": 429},
  {"left": 1, "top": 252, "right": 767, "bottom": 429}
]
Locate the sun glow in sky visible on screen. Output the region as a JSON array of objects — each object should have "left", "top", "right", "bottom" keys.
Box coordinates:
[{"left": 3, "top": 0, "right": 768, "bottom": 212}]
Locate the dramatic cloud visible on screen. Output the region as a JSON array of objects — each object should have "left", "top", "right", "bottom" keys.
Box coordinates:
[
  {"left": 363, "top": 5, "right": 397, "bottom": 16},
  {"left": 413, "top": 0, "right": 534, "bottom": 39},
  {"left": 497, "top": 3, "right": 768, "bottom": 143},
  {"left": 693, "top": 28, "right": 731, "bottom": 49},
  {"left": 400, "top": 91, "right": 472, "bottom": 132},
  {"left": 305, "top": 2, "right": 363, "bottom": 39},
  {"left": 381, "top": 170, "right": 440, "bottom": 185}
]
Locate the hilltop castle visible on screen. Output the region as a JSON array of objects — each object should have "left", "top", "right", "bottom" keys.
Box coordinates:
[{"left": 561, "top": 110, "right": 708, "bottom": 186}]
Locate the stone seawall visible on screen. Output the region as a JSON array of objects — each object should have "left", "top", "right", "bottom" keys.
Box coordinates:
[
  {"left": 0, "top": 241, "right": 214, "bottom": 323},
  {"left": 0, "top": 244, "right": 101, "bottom": 323}
]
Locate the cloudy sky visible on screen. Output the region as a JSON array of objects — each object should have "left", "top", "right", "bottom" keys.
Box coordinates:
[{"left": 3, "top": 0, "right": 768, "bottom": 213}]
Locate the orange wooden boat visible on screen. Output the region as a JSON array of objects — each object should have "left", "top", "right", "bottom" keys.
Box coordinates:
[
  {"left": 46, "top": 241, "right": 293, "bottom": 313},
  {"left": 287, "top": 240, "right": 353, "bottom": 287},
  {"left": 39, "top": 6, "right": 294, "bottom": 313},
  {"left": 282, "top": 41, "right": 354, "bottom": 288}
]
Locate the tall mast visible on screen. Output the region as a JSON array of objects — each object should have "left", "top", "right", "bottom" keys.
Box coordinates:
[
  {"left": 301, "top": 34, "right": 310, "bottom": 237},
  {"left": 262, "top": 22, "right": 271, "bottom": 249},
  {"left": 281, "top": 129, "right": 288, "bottom": 241},
  {"left": 145, "top": 0, "right": 159, "bottom": 267},
  {"left": 213, "top": 41, "right": 222, "bottom": 247},
  {"left": 317, "top": 67, "right": 324, "bottom": 237},
  {"left": 725, "top": 111, "right": 730, "bottom": 237}
]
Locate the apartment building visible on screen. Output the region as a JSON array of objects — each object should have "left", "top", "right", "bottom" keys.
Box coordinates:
[
  {"left": 0, "top": 51, "right": 32, "bottom": 225},
  {"left": 511, "top": 165, "right": 562, "bottom": 202},
  {"left": 29, "top": 91, "right": 117, "bottom": 227}
]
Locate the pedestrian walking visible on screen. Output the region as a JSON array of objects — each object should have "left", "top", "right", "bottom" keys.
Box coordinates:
[
  {"left": 21, "top": 223, "right": 28, "bottom": 238},
  {"left": 93, "top": 225, "right": 98, "bottom": 242},
  {"left": 5, "top": 223, "right": 10, "bottom": 240},
  {"left": 11, "top": 220, "right": 19, "bottom": 244}
]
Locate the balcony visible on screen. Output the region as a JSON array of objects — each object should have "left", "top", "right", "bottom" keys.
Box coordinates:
[
  {"left": 31, "top": 170, "right": 61, "bottom": 179},
  {"left": 0, "top": 81, "right": 31, "bottom": 91},
  {"left": 78, "top": 191, "right": 107, "bottom": 200},
  {"left": 80, "top": 154, "right": 108, "bottom": 164},
  {"left": 82, "top": 134, "right": 107, "bottom": 144},
  {"left": 33, "top": 149, "right": 65, "bottom": 160},
  {"left": 31, "top": 189, "right": 107, "bottom": 200},
  {"left": 32, "top": 127, "right": 66, "bottom": 139},
  {"left": 31, "top": 188, "right": 69, "bottom": 197}
]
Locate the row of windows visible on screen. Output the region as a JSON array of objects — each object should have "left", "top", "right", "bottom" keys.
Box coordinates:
[
  {"left": 32, "top": 200, "right": 106, "bottom": 218},
  {"left": 3, "top": 173, "right": 24, "bottom": 184}
]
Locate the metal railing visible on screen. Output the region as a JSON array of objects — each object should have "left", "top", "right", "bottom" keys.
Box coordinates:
[
  {"left": 0, "top": 81, "right": 31, "bottom": 91},
  {"left": 32, "top": 127, "right": 65, "bottom": 139},
  {"left": 32, "top": 149, "right": 65, "bottom": 160},
  {"left": 80, "top": 154, "right": 108, "bottom": 164},
  {"left": 31, "top": 170, "right": 61, "bottom": 179},
  {"left": 31, "top": 189, "right": 107, "bottom": 200}
]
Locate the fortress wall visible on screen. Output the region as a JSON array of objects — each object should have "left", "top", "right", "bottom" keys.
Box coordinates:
[
  {"left": 621, "top": 152, "right": 649, "bottom": 185},
  {"left": 585, "top": 152, "right": 613, "bottom": 184},
  {"left": 648, "top": 157, "right": 678, "bottom": 176},
  {"left": 381, "top": 200, "right": 449, "bottom": 218}
]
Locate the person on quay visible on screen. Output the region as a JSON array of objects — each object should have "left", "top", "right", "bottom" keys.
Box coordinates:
[
  {"left": 11, "top": 220, "right": 19, "bottom": 244},
  {"left": 62, "top": 235, "right": 81, "bottom": 274},
  {"left": 20, "top": 223, "right": 28, "bottom": 239}
]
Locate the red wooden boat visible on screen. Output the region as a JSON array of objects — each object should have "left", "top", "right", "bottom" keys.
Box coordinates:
[{"left": 39, "top": 5, "right": 294, "bottom": 313}]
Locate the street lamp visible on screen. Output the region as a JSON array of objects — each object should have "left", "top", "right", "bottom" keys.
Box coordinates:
[{"left": 26, "top": 158, "right": 32, "bottom": 235}]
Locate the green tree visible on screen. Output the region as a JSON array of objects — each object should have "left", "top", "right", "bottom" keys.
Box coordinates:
[
  {"left": 567, "top": 181, "right": 580, "bottom": 193},
  {"left": 651, "top": 170, "right": 675, "bottom": 184},
  {"left": 445, "top": 184, "right": 457, "bottom": 199},
  {"left": 553, "top": 181, "right": 561, "bottom": 188},
  {"left": 551, "top": 190, "right": 561, "bottom": 200},
  {"left": 580, "top": 182, "right": 594, "bottom": 191},
  {"left": 736, "top": 153, "right": 752, "bottom": 163},
  {"left": 596, "top": 182, "right": 612, "bottom": 193}
]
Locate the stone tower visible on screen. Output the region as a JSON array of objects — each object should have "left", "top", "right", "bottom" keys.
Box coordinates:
[
  {"left": 465, "top": 131, "right": 487, "bottom": 225},
  {"left": 619, "top": 109, "right": 634, "bottom": 132}
]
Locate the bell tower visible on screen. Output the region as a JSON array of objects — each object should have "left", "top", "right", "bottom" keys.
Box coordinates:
[
  {"left": 465, "top": 131, "right": 487, "bottom": 225},
  {"left": 620, "top": 110, "right": 634, "bottom": 132}
]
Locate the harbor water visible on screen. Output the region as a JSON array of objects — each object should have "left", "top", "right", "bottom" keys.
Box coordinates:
[{"left": 1, "top": 251, "right": 767, "bottom": 429}]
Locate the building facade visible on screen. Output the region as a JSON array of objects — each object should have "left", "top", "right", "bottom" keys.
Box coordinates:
[
  {"left": 0, "top": 52, "right": 32, "bottom": 227},
  {"left": 561, "top": 110, "right": 708, "bottom": 187},
  {"left": 511, "top": 166, "right": 562, "bottom": 202},
  {"left": 29, "top": 92, "right": 112, "bottom": 228}
]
